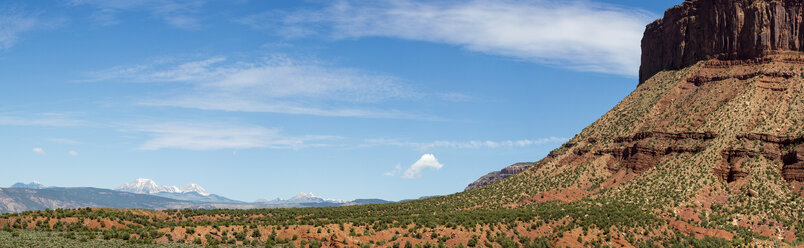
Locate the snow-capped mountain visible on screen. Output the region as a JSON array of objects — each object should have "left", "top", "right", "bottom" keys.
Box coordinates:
[
  {"left": 289, "top": 192, "right": 347, "bottom": 204},
  {"left": 114, "top": 178, "right": 241, "bottom": 204},
  {"left": 115, "top": 178, "right": 208, "bottom": 196},
  {"left": 0, "top": 181, "right": 391, "bottom": 212},
  {"left": 256, "top": 192, "right": 347, "bottom": 204},
  {"left": 10, "top": 182, "right": 46, "bottom": 189},
  {"left": 180, "top": 184, "right": 209, "bottom": 196}
]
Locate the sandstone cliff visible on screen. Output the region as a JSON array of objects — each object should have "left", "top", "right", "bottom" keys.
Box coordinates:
[{"left": 640, "top": 0, "right": 804, "bottom": 84}]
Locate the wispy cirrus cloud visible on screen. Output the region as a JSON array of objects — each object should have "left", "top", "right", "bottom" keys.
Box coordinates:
[
  {"left": 0, "top": 8, "right": 45, "bottom": 50},
  {"left": 240, "top": 0, "right": 653, "bottom": 76},
  {"left": 88, "top": 56, "right": 435, "bottom": 119},
  {"left": 365, "top": 137, "right": 567, "bottom": 151},
  {"left": 0, "top": 113, "right": 88, "bottom": 127},
  {"left": 383, "top": 164, "right": 403, "bottom": 177},
  {"left": 49, "top": 138, "right": 81, "bottom": 145},
  {"left": 69, "top": 0, "right": 206, "bottom": 29},
  {"left": 128, "top": 122, "right": 337, "bottom": 151}
]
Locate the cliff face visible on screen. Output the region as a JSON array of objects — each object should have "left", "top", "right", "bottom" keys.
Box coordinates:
[{"left": 640, "top": 0, "right": 804, "bottom": 84}]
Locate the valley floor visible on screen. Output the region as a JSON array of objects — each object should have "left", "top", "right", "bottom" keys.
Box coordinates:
[{"left": 0, "top": 230, "right": 200, "bottom": 248}]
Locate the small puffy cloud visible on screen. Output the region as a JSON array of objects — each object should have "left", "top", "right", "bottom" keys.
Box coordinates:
[
  {"left": 402, "top": 154, "right": 444, "bottom": 179},
  {"left": 69, "top": 150, "right": 78, "bottom": 156},
  {"left": 32, "top": 147, "right": 45, "bottom": 155}
]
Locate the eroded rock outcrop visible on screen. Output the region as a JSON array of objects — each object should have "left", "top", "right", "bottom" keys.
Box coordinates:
[
  {"left": 465, "top": 162, "right": 536, "bottom": 191},
  {"left": 597, "top": 145, "right": 707, "bottom": 173},
  {"left": 640, "top": 0, "right": 804, "bottom": 84},
  {"left": 720, "top": 134, "right": 804, "bottom": 185},
  {"left": 781, "top": 143, "right": 804, "bottom": 181},
  {"left": 595, "top": 132, "right": 715, "bottom": 173}
]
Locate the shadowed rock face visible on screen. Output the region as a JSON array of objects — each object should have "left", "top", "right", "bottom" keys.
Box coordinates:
[
  {"left": 782, "top": 143, "right": 804, "bottom": 181},
  {"left": 640, "top": 0, "right": 804, "bottom": 84}
]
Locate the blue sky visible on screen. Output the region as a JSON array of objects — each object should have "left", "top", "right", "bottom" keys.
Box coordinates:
[{"left": 0, "top": 0, "right": 682, "bottom": 202}]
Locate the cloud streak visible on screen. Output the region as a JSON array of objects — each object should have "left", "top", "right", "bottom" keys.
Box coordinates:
[
  {"left": 0, "top": 9, "right": 42, "bottom": 50},
  {"left": 89, "top": 56, "right": 431, "bottom": 119},
  {"left": 69, "top": 0, "right": 207, "bottom": 29},
  {"left": 365, "top": 137, "right": 567, "bottom": 151},
  {"left": 383, "top": 164, "right": 402, "bottom": 177},
  {"left": 242, "top": 0, "right": 654, "bottom": 76},
  {"left": 129, "top": 122, "right": 337, "bottom": 151},
  {"left": 0, "top": 114, "right": 88, "bottom": 127}
]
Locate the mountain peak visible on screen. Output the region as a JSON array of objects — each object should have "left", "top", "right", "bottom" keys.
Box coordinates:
[
  {"left": 180, "top": 184, "right": 209, "bottom": 196},
  {"left": 10, "top": 182, "right": 45, "bottom": 189},
  {"left": 292, "top": 192, "right": 317, "bottom": 199}
]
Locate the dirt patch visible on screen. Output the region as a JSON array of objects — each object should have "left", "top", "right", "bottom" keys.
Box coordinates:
[
  {"left": 554, "top": 228, "right": 585, "bottom": 247},
  {"left": 735, "top": 217, "right": 798, "bottom": 241},
  {"left": 691, "top": 188, "right": 729, "bottom": 210},
  {"left": 674, "top": 207, "right": 701, "bottom": 223},
  {"left": 600, "top": 168, "right": 637, "bottom": 189},
  {"left": 669, "top": 220, "right": 733, "bottom": 240}
]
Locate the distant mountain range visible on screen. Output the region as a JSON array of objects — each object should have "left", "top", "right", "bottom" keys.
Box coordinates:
[
  {"left": 116, "top": 178, "right": 210, "bottom": 196},
  {"left": 0, "top": 180, "right": 394, "bottom": 213},
  {"left": 115, "top": 178, "right": 243, "bottom": 204},
  {"left": 255, "top": 192, "right": 347, "bottom": 205},
  {"left": 0, "top": 187, "right": 192, "bottom": 213},
  {"left": 10, "top": 182, "right": 46, "bottom": 189}
]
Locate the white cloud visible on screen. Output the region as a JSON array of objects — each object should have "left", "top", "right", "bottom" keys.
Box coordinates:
[
  {"left": 402, "top": 154, "right": 443, "bottom": 179},
  {"left": 32, "top": 147, "right": 45, "bottom": 155},
  {"left": 0, "top": 9, "right": 41, "bottom": 50},
  {"left": 69, "top": 0, "right": 206, "bottom": 29},
  {"left": 0, "top": 114, "right": 88, "bottom": 127},
  {"left": 366, "top": 137, "right": 567, "bottom": 151},
  {"left": 439, "top": 92, "right": 471, "bottom": 102},
  {"left": 50, "top": 138, "right": 80, "bottom": 145},
  {"left": 89, "top": 56, "right": 429, "bottom": 119},
  {"left": 384, "top": 164, "right": 402, "bottom": 176},
  {"left": 243, "top": 0, "right": 654, "bottom": 76},
  {"left": 69, "top": 150, "right": 78, "bottom": 156},
  {"left": 130, "top": 122, "right": 337, "bottom": 150}
]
